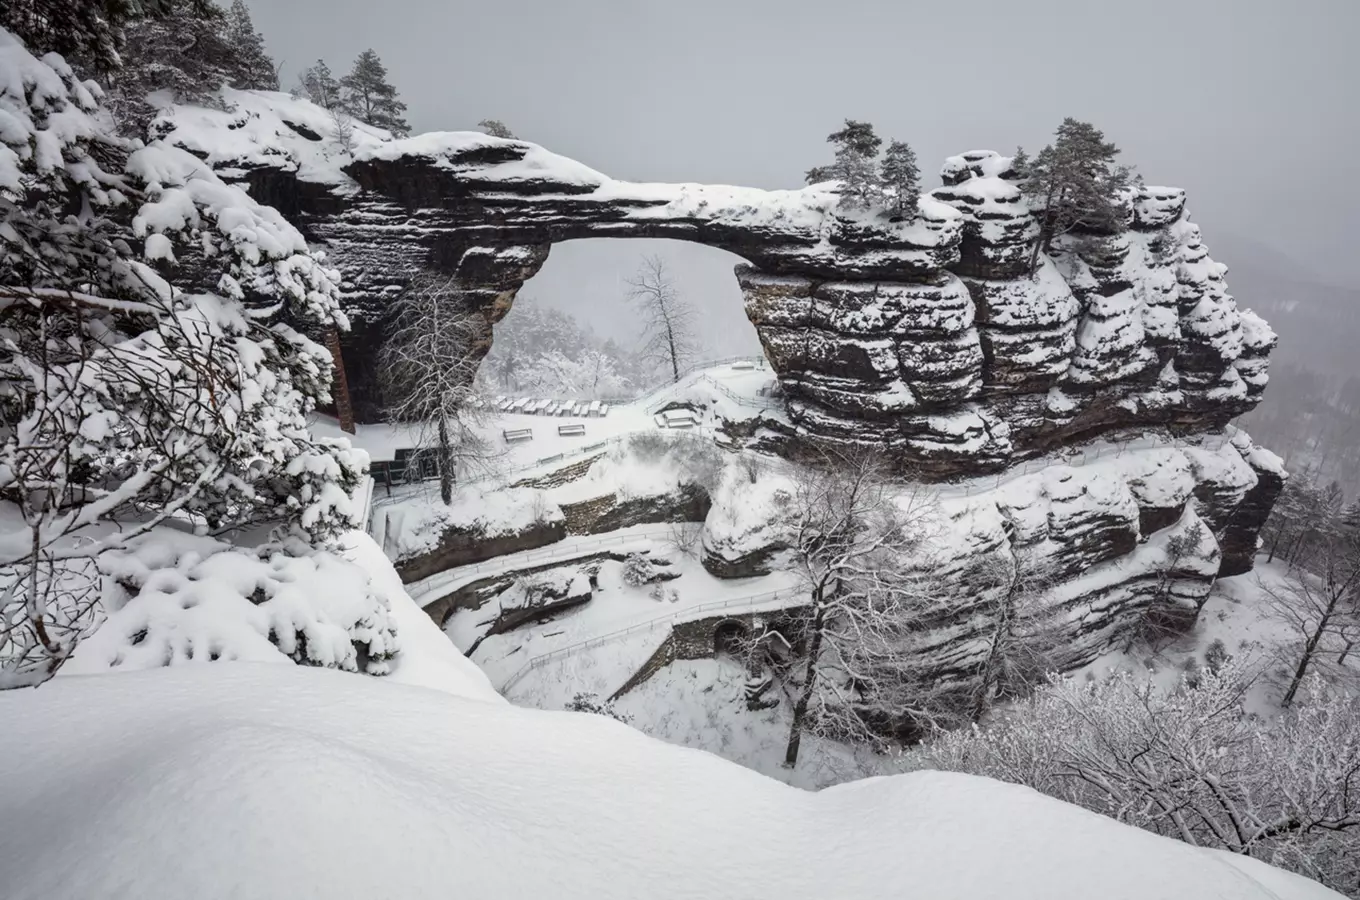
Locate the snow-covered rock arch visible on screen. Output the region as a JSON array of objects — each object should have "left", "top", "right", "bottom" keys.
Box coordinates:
[{"left": 157, "top": 93, "right": 1277, "bottom": 480}]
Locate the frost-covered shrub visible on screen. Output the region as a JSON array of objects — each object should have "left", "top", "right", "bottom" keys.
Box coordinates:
[
  {"left": 908, "top": 664, "right": 1360, "bottom": 895},
  {"left": 564, "top": 692, "right": 631, "bottom": 723},
  {"left": 1204, "top": 638, "right": 1230, "bottom": 674},
  {"left": 67, "top": 533, "right": 397, "bottom": 675},
  {"left": 627, "top": 431, "right": 673, "bottom": 461},
  {"left": 621, "top": 553, "right": 660, "bottom": 587}
]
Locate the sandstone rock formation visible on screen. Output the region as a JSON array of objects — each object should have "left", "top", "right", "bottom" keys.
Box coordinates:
[{"left": 157, "top": 94, "right": 1276, "bottom": 481}]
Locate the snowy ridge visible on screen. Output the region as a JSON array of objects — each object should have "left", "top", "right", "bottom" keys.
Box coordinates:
[{"left": 0, "top": 664, "right": 1339, "bottom": 900}]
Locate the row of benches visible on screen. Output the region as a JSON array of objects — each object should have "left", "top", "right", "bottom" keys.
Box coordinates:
[
  {"left": 503, "top": 422, "right": 588, "bottom": 444},
  {"left": 489, "top": 397, "right": 612, "bottom": 418}
]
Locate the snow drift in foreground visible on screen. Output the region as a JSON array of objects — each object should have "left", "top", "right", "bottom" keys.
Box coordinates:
[{"left": 0, "top": 666, "right": 1338, "bottom": 900}]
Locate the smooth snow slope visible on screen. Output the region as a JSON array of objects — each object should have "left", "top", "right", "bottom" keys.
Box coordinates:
[{"left": 0, "top": 665, "right": 1338, "bottom": 900}]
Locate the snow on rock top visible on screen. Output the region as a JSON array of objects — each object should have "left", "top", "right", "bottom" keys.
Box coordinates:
[
  {"left": 153, "top": 89, "right": 395, "bottom": 186},
  {"left": 0, "top": 663, "right": 1339, "bottom": 900},
  {"left": 359, "top": 130, "right": 608, "bottom": 186}
]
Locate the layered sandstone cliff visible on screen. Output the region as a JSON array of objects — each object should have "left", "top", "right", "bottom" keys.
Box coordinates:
[{"left": 155, "top": 93, "right": 1275, "bottom": 476}]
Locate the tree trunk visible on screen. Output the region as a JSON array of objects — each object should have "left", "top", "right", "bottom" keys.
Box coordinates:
[
  {"left": 972, "top": 581, "right": 1014, "bottom": 721},
  {"left": 1281, "top": 596, "right": 1339, "bottom": 707},
  {"left": 784, "top": 603, "right": 826, "bottom": 769},
  {"left": 437, "top": 415, "right": 454, "bottom": 506},
  {"left": 666, "top": 324, "right": 679, "bottom": 384}
]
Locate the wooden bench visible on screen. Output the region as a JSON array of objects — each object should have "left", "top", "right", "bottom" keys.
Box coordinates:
[
  {"left": 503, "top": 428, "right": 533, "bottom": 443},
  {"left": 732, "top": 360, "right": 756, "bottom": 370},
  {"left": 557, "top": 423, "right": 586, "bottom": 437}
]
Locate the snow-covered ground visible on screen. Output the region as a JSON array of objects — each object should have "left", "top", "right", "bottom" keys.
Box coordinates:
[
  {"left": 0, "top": 662, "right": 1339, "bottom": 900},
  {"left": 311, "top": 358, "right": 780, "bottom": 472},
  {"left": 449, "top": 542, "right": 802, "bottom": 700}
]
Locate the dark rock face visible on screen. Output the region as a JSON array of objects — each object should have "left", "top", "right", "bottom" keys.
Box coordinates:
[
  {"left": 395, "top": 517, "right": 566, "bottom": 584},
  {"left": 559, "top": 484, "right": 711, "bottom": 535}
]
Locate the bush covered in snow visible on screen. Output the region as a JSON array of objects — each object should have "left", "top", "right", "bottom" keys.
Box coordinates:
[
  {"left": 908, "top": 663, "right": 1360, "bottom": 895},
  {"left": 64, "top": 531, "right": 396, "bottom": 675}
]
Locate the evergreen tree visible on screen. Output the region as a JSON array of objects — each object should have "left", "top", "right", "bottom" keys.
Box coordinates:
[
  {"left": 479, "top": 118, "right": 515, "bottom": 139},
  {"left": 297, "top": 59, "right": 341, "bottom": 110},
  {"left": 107, "top": 0, "right": 279, "bottom": 136},
  {"left": 1, "top": 29, "right": 362, "bottom": 684},
  {"left": 1009, "top": 145, "right": 1030, "bottom": 179},
  {"left": 340, "top": 49, "right": 409, "bottom": 137},
  {"left": 805, "top": 119, "right": 883, "bottom": 211},
  {"left": 1, "top": 0, "right": 130, "bottom": 74},
  {"left": 1021, "top": 117, "right": 1133, "bottom": 271},
  {"left": 880, "top": 139, "right": 921, "bottom": 220},
  {"left": 224, "top": 0, "right": 278, "bottom": 90}
]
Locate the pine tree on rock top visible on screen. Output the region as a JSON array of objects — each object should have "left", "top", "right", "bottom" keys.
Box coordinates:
[
  {"left": 1021, "top": 117, "right": 1133, "bottom": 272},
  {"left": 340, "top": 49, "right": 409, "bottom": 137},
  {"left": 107, "top": 0, "right": 280, "bottom": 136},
  {"left": 224, "top": 0, "right": 278, "bottom": 90},
  {"left": 805, "top": 119, "right": 884, "bottom": 212},
  {"left": 297, "top": 59, "right": 341, "bottom": 110},
  {"left": 880, "top": 139, "right": 921, "bottom": 221}
]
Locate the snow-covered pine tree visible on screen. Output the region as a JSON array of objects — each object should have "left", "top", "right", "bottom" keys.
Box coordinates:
[
  {"left": 109, "top": 0, "right": 278, "bottom": 136},
  {"left": 805, "top": 119, "right": 883, "bottom": 211},
  {"left": 479, "top": 119, "right": 515, "bottom": 139},
  {"left": 880, "top": 139, "right": 921, "bottom": 221},
  {"left": 0, "top": 27, "right": 364, "bottom": 685},
  {"left": 224, "top": 0, "right": 278, "bottom": 90},
  {"left": 0, "top": 0, "right": 128, "bottom": 74},
  {"left": 340, "top": 49, "right": 409, "bottom": 137},
  {"left": 1008, "top": 145, "right": 1030, "bottom": 180},
  {"left": 1022, "top": 117, "right": 1132, "bottom": 271},
  {"left": 297, "top": 59, "right": 341, "bottom": 110}
]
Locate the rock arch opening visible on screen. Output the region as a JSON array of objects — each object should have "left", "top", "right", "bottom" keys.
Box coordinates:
[
  {"left": 713, "top": 620, "right": 750, "bottom": 658},
  {"left": 479, "top": 238, "right": 761, "bottom": 401}
]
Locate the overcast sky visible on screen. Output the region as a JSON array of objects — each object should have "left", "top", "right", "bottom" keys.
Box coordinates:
[{"left": 250, "top": 0, "right": 1358, "bottom": 354}]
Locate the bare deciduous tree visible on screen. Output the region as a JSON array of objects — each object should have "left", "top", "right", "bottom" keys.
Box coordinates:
[
  {"left": 777, "top": 444, "right": 945, "bottom": 768},
  {"left": 1260, "top": 527, "right": 1360, "bottom": 706},
  {"left": 966, "top": 549, "right": 1062, "bottom": 721},
  {"left": 330, "top": 107, "right": 356, "bottom": 156},
  {"left": 625, "top": 256, "right": 697, "bottom": 384},
  {"left": 378, "top": 276, "right": 490, "bottom": 505},
  {"left": 478, "top": 119, "right": 516, "bottom": 139}
]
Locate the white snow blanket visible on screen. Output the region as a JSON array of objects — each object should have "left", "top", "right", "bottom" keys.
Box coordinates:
[{"left": 0, "top": 664, "right": 1339, "bottom": 900}]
